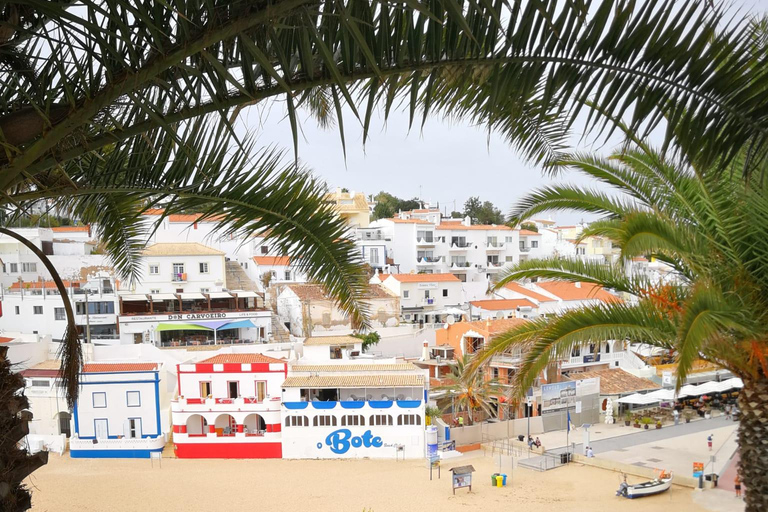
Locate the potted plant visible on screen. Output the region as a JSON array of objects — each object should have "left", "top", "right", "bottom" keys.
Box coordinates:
[
  {"left": 633, "top": 416, "right": 641, "bottom": 428},
  {"left": 640, "top": 417, "right": 653, "bottom": 429},
  {"left": 624, "top": 411, "right": 632, "bottom": 427},
  {"left": 656, "top": 420, "right": 662, "bottom": 429},
  {"left": 684, "top": 409, "right": 694, "bottom": 423}
]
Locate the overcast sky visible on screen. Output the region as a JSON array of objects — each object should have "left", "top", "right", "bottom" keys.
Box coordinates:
[{"left": 238, "top": 0, "right": 765, "bottom": 225}]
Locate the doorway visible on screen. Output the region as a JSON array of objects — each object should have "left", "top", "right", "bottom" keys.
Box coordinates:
[
  {"left": 228, "top": 381, "right": 239, "bottom": 399},
  {"left": 94, "top": 419, "right": 108, "bottom": 439},
  {"left": 58, "top": 412, "right": 72, "bottom": 438},
  {"left": 126, "top": 418, "right": 142, "bottom": 439}
]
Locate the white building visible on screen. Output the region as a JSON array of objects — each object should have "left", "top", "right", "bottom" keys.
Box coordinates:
[
  {"left": 136, "top": 242, "right": 227, "bottom": 295},
  {"left": 378, "top": 273, "right": 463, "bottom": 324},
  {"left": 70, "top": 362, "right": 166, "bottom": 458},
  {"left": 469, "top": 298, "right": 539, "bottom": 320},
  {"left": 21, "top": 360, "right": 71, "bottom": 438},
  {"left": 276, "top": 284, "right": 399, "bottom": 337}
]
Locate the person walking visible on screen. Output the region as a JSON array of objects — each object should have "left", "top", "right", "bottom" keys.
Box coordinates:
[
  {"left": 725, "top": 404, "right": 731, "bottom": 420},
  {"left": 707, "top": 434, "right": 713, "bottom": 451},
  {"left": 734, "top": 475, "right": 742, "bottom": 498}
]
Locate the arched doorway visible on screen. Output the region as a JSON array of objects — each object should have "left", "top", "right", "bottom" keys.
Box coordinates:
[
  {"left": 243, "top": 413, "right": 266, "bottom": 434},
  {"left": 186, "top": 414, "right": 207, "bottom": 435},
  {"left": 214, "top": 414, "right": 236, "bottom": 436},
  {"left": 56, "top": 412, "right": 72, "bottom": 438}
]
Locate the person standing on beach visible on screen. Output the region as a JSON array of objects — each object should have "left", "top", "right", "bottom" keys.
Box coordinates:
[
  {"left": 707, "top": 434, "right": 713, "bottom": 451},
  {"left": 734, "top": 475, "right": 742, "bottom": 498}
]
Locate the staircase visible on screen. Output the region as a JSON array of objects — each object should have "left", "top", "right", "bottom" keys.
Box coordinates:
[
  {"left": 225, "top": 261, "right": 259, "bottom": 292},
  {"left": 270, "top": 312, "right": 292, "bottom": 342}
]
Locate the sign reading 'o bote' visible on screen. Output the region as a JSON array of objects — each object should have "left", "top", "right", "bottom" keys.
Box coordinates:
[{"left": 320, "top": 429, "right": 383, "bottom": 454}]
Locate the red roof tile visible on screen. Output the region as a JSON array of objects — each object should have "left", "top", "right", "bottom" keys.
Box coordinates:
[
  {"left": 503, "top": 282, "right": 557, "bottom": 302},
  {"left": 465, "top": 318, "right": 529, "bottom": 335},
  {"left": 519, "top": 229, "right": 540, "bottom": 236},
  {"left": 469, "top": 299, "right": 537, "bottom": 311},
  {"left": 535, "top": 281, "right": 621, "bottom": 303},
  {"left": 388, "top": 218, "right": 434, "bottom": 224},
  {"left": 0, "top": 336, "right": 15, "bottom": 343},
  {"left": 82, "top": 363, "right": 158, "bottom": 373},
  {"left": 51, "top": 226, "right": 90, "bottom": 233},
  {"left": 436, "top": 224, "right": 512, "bottom": 231},
  {"left": 10, "top": 280, "right": 80, "bottom": 290},
  {"left": 390, "top": 273, "right": 460, "bottom": 283},
  {"left": 197, "top": 353, "right": 285, "bottom": 364},
  {"left": 253, "top": 256, "right": 290, "bottom": 266}
]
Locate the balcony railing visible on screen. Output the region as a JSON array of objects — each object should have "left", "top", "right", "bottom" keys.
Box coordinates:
[
  {"left": 486, "top": 242, "right": 504, "bottom": 250},
  {"left": 519, "top": 246, "right": 531, "bottom": 253},
  {"left": 172, "top": 273, "right": 187, "bottom": 282},
  {"left": 449, "top": 242, "right": 472, "bottom": 250},
  {"left": 417, "top": 256, "right": 443, "bottom": 265},
  {"left": 173, "top": 396, "right": 280, "bottom": 412}
]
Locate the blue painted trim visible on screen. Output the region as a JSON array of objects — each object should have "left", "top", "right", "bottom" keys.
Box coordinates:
[
  {"left": 92, "top": 392, "right": 107, "bottom": 408},
  {"left": 73, "top": 399, "right": 80, "bottom": 435},
  {"left": 153, "top": 372, "right": 161, "bottom": 437},
  {"left": 339, "top": 401, "right": 365, "bottom": 409},
  {"left": 369, "top": 400, "right": 393, "bottom": 409},
  {"left": 81, "top": 379, "right": 156, "bottom": 386},
  {"left": 396, "top": 400, "right": 421, "bottom": 408},
  {"left": 310, "top": 401, "right": 337, "bottom": 410},
  {"left": 81, "top": 370, "right": 159, "bottom": 376},
  {"left": 70, "top": 447, "right": 164, "bottom": 459},
  {"left": 284, "top": 402, "right": 308, "bottom": 410},
  {"left": 126, "top": 390, "right": 141, "bottom": 407}
]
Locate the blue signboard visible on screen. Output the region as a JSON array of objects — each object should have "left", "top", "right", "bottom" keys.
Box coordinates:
[{"left": 320, "top": 429, "right": 383, "bottom": 454}]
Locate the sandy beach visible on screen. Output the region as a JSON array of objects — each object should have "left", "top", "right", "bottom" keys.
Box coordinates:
[{"left": 26, "top": 453, "right": 711, "bottom": 512}]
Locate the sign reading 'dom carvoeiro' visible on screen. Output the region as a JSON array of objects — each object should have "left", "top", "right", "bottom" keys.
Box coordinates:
[{"left": 320, "top": 429, "right": 383, "bottom": 454}]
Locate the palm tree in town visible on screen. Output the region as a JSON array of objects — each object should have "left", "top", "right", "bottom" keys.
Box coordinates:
[
  {"left": 2, "top": 0, "right": 768, "bottom": 509},
  {"left": 472, "top": 143, "right": 768, "bottom": 510},
  {"left": 435, "top": 355, "right": 502, "bottom": 425}
]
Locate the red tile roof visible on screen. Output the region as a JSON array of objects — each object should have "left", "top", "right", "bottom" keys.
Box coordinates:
[
  {"left": 51, "top": 226, "right": 90, "bottom": 233},
  {"left": 469, "top": 299, "right": 537, "bottom": 311},
  {"left": 253, "top": 256, "right": 290, "bottom": 266},
  {"left": 388, "top": 218, "right": 434, "bottom": 224},
  {"left": 567, "top": 368, "right": 659, "bottom": 395},
  {"left": 142, "top": 208, "right": 165, "bottom": 215},
  {"left": 436, "top": 224, "right": 512, "bottom": 231},
  {"left": 197, "top": 354, "right": 285, "bottom": 364},
  {"left": 0, "top": 336, "right": 15, "bottom": 343},
  {"left": 82, "top": 363, "right": 158, "bottom": 373},
  {"left": 372, "top": 273, "right": 390, "bottom": 281},
  {"left": 519, "top": 229, "right": 540, "bottom": 236},
  {"left": 466, "top": 317, "right": 529, "bottom": 335},
  {"left": 390, "top": 273, "right": 460, "bottom": 283},
  {"left": 168, "top": 213, "right": 226, "bottom": 223},
  {"left": 503, "top": 282, "right": 557, "bottom": 302},
  {"left": 10, "top": 280, "right": 80, "bottom": 290},
  {"left": 534, "top": 281, "right": 621, "bottom": 303}
]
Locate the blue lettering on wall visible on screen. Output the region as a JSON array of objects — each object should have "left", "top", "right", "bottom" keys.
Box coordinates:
[{"left": 324, "top": 429, "right": 383, "bottom": 454}]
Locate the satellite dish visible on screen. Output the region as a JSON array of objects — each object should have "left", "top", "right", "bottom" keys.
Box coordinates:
[
  {"left": 443, "top": 323, "right": 449, "bottom": 329},
  {"left": 446, "top": 314, "right": 456, "bottom": 325},
  {"left": 495, "top": 312, "right": 504, "bottom": 320}
]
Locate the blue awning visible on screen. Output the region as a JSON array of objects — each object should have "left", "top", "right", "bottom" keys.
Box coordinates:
[{"left": 217, "top": 319, "right": 257, "bottom": 330}]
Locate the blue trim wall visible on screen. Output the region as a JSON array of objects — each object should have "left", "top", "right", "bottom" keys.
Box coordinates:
[
  {"left": 70, "top": 447, "right": 163, "bottom": 459},
  {"left": 153, "top": 372, "right": 161, "bottom": 436}
]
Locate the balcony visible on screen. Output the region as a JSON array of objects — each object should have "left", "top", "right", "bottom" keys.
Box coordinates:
[
  {"left": 449, "top": 242, "right": 472, "bottom": 251},
  {"left": 519, "top": 245, "right": 531, "bottom": 253},
  {"left": 172, "top": 272, "right": 187, "bottom": 282},
  {"left": 173, "top": 396, "right": 281, "bottom": 413},
  {"left": 485, "top": 261, "right": 506, "bottom": 271},
  {"left": 421, "top": 298, "right": 437, "bottom": 307},
  {"left": 486, "top": 242, "right": 504, "bottom": 251},
  {"left": 450, "top": 262, "right": 472, "bottom": 271},
  {"left": 564, "top": 350, "right": 626, "bottom": 367},
  {"left": 70, "top": 434, "right": 165, "bottom": 454},
  {"left": 491, "top": 353, "right": 523, "bottom": 367},
  {"left": 416, "top": 256, "right": 443, "bottom": 266},
  {"left": 416, "top": 237, "right": 436, "bottom": 246}
]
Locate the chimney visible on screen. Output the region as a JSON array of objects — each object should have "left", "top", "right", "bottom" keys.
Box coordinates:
[{"left": 420, "top": 341, "right": 429, "bottom": 361}]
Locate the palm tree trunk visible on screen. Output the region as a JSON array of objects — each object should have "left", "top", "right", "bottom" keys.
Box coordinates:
[
  {"left": 0, "top": 346, "right": 49, "bottom": 512},
  {"left": 737, "top": 375, "right": 768, "bottom": 511}
]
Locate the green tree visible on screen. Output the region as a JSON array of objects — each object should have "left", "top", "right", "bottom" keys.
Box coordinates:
[
  {"left": 371, "top": 192, "right": 420, "bottom": 220},
  {"left": 520, "top": 222, "right": 538, "bottom": 233},
  {"left": 474, "top": 145, "right": 768, "bottom": 510},
  {"left": 435, "top": 355, "right": 502, "bottom": 425},
  {"left": 353, "top": 331, "right": 381, "bottom": 352},
  {"left": 463, "top": 196, "right": 505, "bottom": 224},
  {"left": 2, "top": 1, "right": 768, "bottom": 508}
]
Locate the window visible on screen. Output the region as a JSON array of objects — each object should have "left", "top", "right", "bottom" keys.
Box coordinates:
[
  {"left": 531, "top": 241, "right": 539, "bottom": 248},
  {"left": 30, "top": 379, "right": 49, "bottom": 387},
  {"left": 172, "top": 263, "right": 185, "bottom": 281},
  {"left": 403, "top": 290, "right": 409, "bottom": 299},
  {"left": 22, "top": 262, "right": 37, "bottom": 273},
  {"left": 284, "top": 270, "right": 291, "bottom": 280},
  {"left": 127, "top": 418, "right": 141, "bottom": 438},
  {"left": 492, "top": 367, "right": 499, "bottom": 379},
  {"left": 150, "top": 289, "right": 160, "bottom": 294},
  {"left": 54, "top": 308, "right": 66, "bottom": 321},
  {"left": 505, "top": 236, "right": 514, "bottom": 243},
  {"left": 369, "top": 414, "right": 393, "bottom": 426},
  {"left": 9, "top": 263, "right": 18, "bottom": 273},
  {"left": 126, "top": 391, "right": 141, "bottom": 407},
  {"left": 92, "top": 392, "right": 107, "bottom": 408},
  {"left": 149, "top": 264, "right": 159, "bottom": 275},
  {"left": 313, "top": 415, "right": 337, "bottom": 427},
  {"left": 255, "top": 381, "right": 266, "bottom": 402},
  {"left": 33, "top": 306, "right": 43, "bottom": 315},
  {"left": 200, "top": 381, "right": 211, "bottom": 398},
  {"left": 260, "top": 245, "right": 269, "bottom": 255},
  {"left": 397, "top": 414, "right": 421, "bottom": 426},
  {"left": 341, "top": 415, "right": 365, "bottom": 426},
  {"left": 227, "top": 381, "right": 239, "bottom": 399},
  {"left": 286, "top": 416, "right": 308, "bottom": 427},
  {"left": 14, "top": 306, "right": 20, "bottom": 315},
  {"left": 571, "top": 347, "right": 580, "bottom": 357},
  {"left": 330, "top": 346, "right": 342, "bottom": 359},
  {"left": 424, "top": 290, "right": 430, "bottom": 299},
  {"left": 442, "top": 289, "right": 448, "bottom": 297},
  {"left": 199, "top": 262, "right": 209, "bottom": 274},
  {"left": 369, "top": 248, "right": 380, "bottom": 265},
  {"left": 506, "top": 256, "right": 515, "bottom": 262},
  {"left": 75, "top": 302, "right": 115, "bottom": 315}
]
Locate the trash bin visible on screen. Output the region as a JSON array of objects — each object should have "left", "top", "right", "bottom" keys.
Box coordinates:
[
  {"left": 501, "top": 474, "right": 507, "bottom": 486},
  {"left": 496, "top": 475, "right": 503, "bottom": 487},
  {"left": 560, "top": 453, "right": 569, "bottom": 464},
  {"left": 705, "top": 474, "right": 719, "bottom": 487},
  {"left": 518, "top": 435, "right": 525, "bottom": 442},
  {"left": 492, "top": 473, "right": 499, "bottom": 485}
]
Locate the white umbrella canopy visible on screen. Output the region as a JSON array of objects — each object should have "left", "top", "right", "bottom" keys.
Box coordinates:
[
  {"left": 718, "top": 377, "right": 744, "bottom": 391},
  {"left": 679, "top": 384, "right": 701, "bottom": 397},
  {"left": 439, "top": 308, "right": 466, "bottom": 316},
  {"left": 617, "top": 393, "right": 659, "bottom": 405}
]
